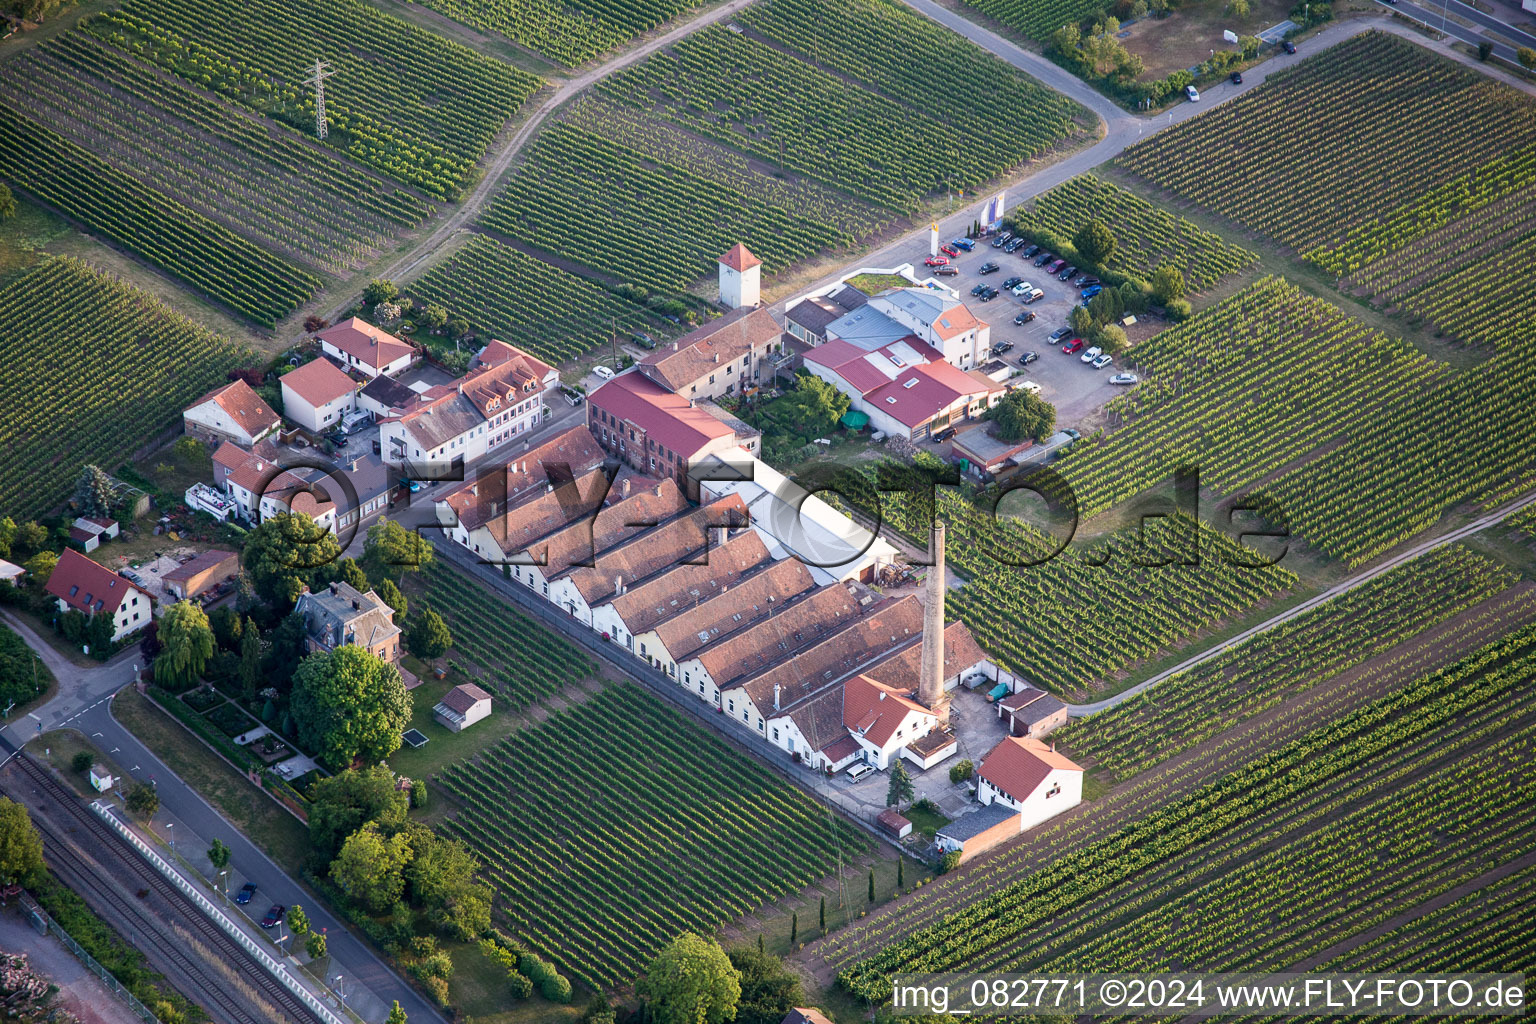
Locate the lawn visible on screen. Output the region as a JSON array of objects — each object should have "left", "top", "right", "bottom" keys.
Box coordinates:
[
  {"left": 844, "top": 273, "right": 907, "bottom": 294},
  {"left": 902, "top": 801, "right": 951, "bottom": 838},
  {"left": 111, "top": 685, "right": 310, "bottom": 875},
  {"left": 386, "top": 670, "right": 531, "bottom": 786},
  {"left": 37, "top": 729, "right": 113, "bottom": 799}
]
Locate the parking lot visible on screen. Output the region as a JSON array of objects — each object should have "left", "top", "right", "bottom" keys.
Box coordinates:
[{"left": 926, "top": 238, "right": 1134, "bottom": 428}]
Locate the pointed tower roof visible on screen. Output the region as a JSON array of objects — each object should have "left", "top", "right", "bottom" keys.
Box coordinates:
[{"left": 718, "top": 243, "right": 762, "bottom": 272}]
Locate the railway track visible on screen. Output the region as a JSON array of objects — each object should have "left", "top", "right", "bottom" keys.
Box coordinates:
[{"left": 2, "top": 751, "right": 324, "bottom": 1024}]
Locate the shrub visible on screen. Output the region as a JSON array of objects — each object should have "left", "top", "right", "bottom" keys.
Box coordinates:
[{"left": 72, "top": 751, "right": 94, "bottom": 773}]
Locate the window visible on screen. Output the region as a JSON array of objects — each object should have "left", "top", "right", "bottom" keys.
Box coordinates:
[
  {"left": 757, "top": 720, "right": 764, "bottom": 731},
  {"left": 902, "top": 378, "right": 918, "bottom": 389},
  {"left": 708, "top": 374, "right": 716, "bottom": 385},
  {"left": 885, "top": 396, "right": 897, "bottom": 405},
  {"left": 1047, "top": 782, "right": 1062, "bottom": 798}
]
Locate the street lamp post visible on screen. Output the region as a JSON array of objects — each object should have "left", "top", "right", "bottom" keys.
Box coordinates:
[
  {"left": 166, "top": 822, "right": 173, "bottom": 854},
  {"left": 334, "top": 975, "right": 346, "bottom": 1004}
]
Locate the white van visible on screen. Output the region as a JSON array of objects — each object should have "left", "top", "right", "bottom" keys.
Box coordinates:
[{"left": 845, "top": 762, "right": 875, "bottom": 782}]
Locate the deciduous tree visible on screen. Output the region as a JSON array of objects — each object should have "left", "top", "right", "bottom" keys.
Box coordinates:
[
  {"left": 331, "top": 823, "right": 412, "bottom": 914},
  {"left": 306, "top": 764, "right": 408, "bottom": 865},
  {"left": 985, "top": 390, "right": 1057, "bottom": 443},
  {"left": 727, "top": 947, "right": 802, "bottom": 1024},
  {"left": 291, "top": 646, "right": 410, "bottom": 769},
  {"left": 375, "top": 578, "right": 407, "bottom": 621},
  {"left": 637, "top": 933, "right": 740, "bottom": 1024},
  {"left": 154, "top": 601, "right": 214, "bottom": 689},
  {"left": 207, "top": 838, "right": 231, "bottom": 871},
  {"left": 244, "top": 513, "right": 341, "bottom": 606},
  {"left": 1074, "top": 220, "right": 1117, "bottom": 266},
  {"left": 0, "top": 797, "right": 45, "bottom": 887},
  {"left": 126, "top": 782, "right": 159, "bottom": 818},
  {"left": 364, "top": 518, "right": 432, "bottom": 577},
  {"left": 1151, "top": 265, "right": 1186, "bottom": 305},
  {"left": 408, "top": 610, "right": 452, "bottom": 659}
]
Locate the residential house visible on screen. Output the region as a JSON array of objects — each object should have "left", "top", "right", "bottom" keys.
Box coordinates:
[
  {"left": 182, "top": 379, "right": 279, "bottom": 447},
  {"left": 280, "top": 357, "right": 360, "bottom": 434},
  {"left": 587, "top": 372, "right": 757, "bottom": 494},
  {"left": 434, "top": 683, "right": 492, "bottom": 732},
  {"left": 636, "top": 306, "right": 780, "bottom": 402},
  {"left": 589, "top": 529, "right": 772, "bottom": 666},
  {"left": 838, "top": 673, "right": 940, "bottom": 771},
  {"left": 44, "top": 548, "right": 153, "bottom": 642},
  {"left": 316, "top": 318, "right": 416, "bottom": 379},
  {"left": 293, "top": 580, "right": 402, "bottom": 664},
  {"left": 824, "top": 287, "right": 990, "bottom": 370},
  {"left": 783, "top": 295, "right": 845, "bottom": 346},
  {"left": 803, "top": 338, "right": 1004, "bottom": 442},
  {"left": 996, "top": 685, "right": 1068, "bottom": 740},
  {"left": 210, "top": 441, "right": 337, "bottom": 532},
  {"left": 975, "top": 735, "right": 1084, "bottom": 831},
  {"left": 378, "top": 341, "right": 557, "bottom": 472},
  {"left": 162, "top": 549, "right": 239, "bottom": 600}
]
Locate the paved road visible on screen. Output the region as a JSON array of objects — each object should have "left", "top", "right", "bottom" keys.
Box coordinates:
[
  {"left": 1375, "top": 0, "right": 1525, "bottom": 60},
  {"left": 1436, "top": 0, "right": 1536, "bottom": 47},
  {"left": 1064, "top": 488, "right": 1536, "bottom": 716}
]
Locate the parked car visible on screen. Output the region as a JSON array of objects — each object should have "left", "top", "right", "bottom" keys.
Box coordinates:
[
  {"left": 941, "top": 244, "right": 960, "bottom": 257},
  {"left": 1109, "top": 371, "right": 1140, "bottom": 385},
  {"left": 235, "top": 883, "right": 257, "bottom": 905},
  {"left": 951, "top": 238, "right": 975, "bottom": 251},
  {"left": 1022, "top": 289, "right": 1045, "bottom": 304},
  {"left": 1049, "top": 327, "right": 1073, "bottom": 342},
  {"left": 1005, "top": 238, "right": 1026, "bottom": 253},
  {"left": 631, "top": 332, "right": 657, "bottom": 349},
  {"left": 1186, "top": 84, "right": 1200, "bottom": 101},
  {"left": 971, "top": 283, "right": 988, "bottom": 296},
  {"left": 1080, "top": 345, "right": 1103, "bottom": 364},
  {"left": 1282, "top": 39, "right": 1297, "bottom": 53},
  {"left": 261, "top": 905, "right": 285, "bottom": 929},
  {"left": 1018, "top": 350, "right": 1039, "bottom": 365},
  {"left": 978, "top": 261, "right": 1000, "bottom": 274},
  {"left": 1012, "top": 379, "right": 1042, "bottom": 394},
  {"left": 991, "top": 231, "right": 1013, "bottom": 248},
  {"left": 1003, "top": 276, "right": 1024, "bottom": 290},
  {"left": 407, "top": 480, "right": 423, "bottom": 493},
  {"left": 1080, "top": 284, "right": 1103, "bottom": 300},
  {"left": 1063, "top": 428, "right": 1081, "bottom": 439},
  {"left": 932, "top": 426, "right": 958, "bottom": 443},
  {"left": 1034, "top": 251, "right": 1054, "bottom": 267},
  {"left": 1092, "top": 352, "right": 1114, "bottom": 369},
  {"left": 592, "top": 365, "right": 615, "bottom": 380},
  {"left": 1078, "top": 276, "right": 1101, "bottom": 288},
  {"left": 1062, "top": 337, "right": 1086, "bottom": 354},
  {"left": 1020, "top": 244, "right": 1041, "bottom": 259},
  {"left": 846, "top": 762, "right": 875, "bottom": 782},
  {"left": 978, "top": 288, "right": 999, "bottom": 302},
  {"left": 924, "top": 255, "right": 949, "bottom": 267},
  {"left": 935, "top": 264, "right": 959, "bottom": 276},
  {"left": 326, "top": 432, "right": 348, "bottom": 448},
  {"left": 1230, "top": 70, "right": 1243, "bottom": 84},
  {"left": 992, "top": 340, "right": 1015, "bottom": 354},
  {"left": 1044, "top": 258, "right": 1066, "bottom": 274},
  {"left": 1014, "top": 311, "right": 1036, "bottom": 326},
  {"left": 1010, "top": 280, "right": 1035, "bottom": 296},
  {"left": 1059, "top": 265, "right": 1079, "bottom": 282}
]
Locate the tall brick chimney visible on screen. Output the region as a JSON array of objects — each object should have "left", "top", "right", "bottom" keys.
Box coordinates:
[{"left": 920, "top": 520, "right": 947, "bottom": 721}]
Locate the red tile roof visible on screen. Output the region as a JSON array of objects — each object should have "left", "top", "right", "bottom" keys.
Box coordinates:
[
  {"left": 842, "top": 673, "right": 933, "bottom": 748},
  {"left": 186, "top": 380, "right": 279, "bottom": 438},
  {"left": 562, "top": 495, "right": 751, "bottom": 605},
  {"left": 865, "top": 361, "right": 999, "bottom": 429},
  {"left": 638, "top": 307, "right": 779, "bottom": 392},
  {"left": 588, "top": 372, "right": 736, "bottom": 458},
  {"left": 604, "top": 530, "right": 771, "bottom": 634},
  {"left": 718, "top": 243, "right": 761, "bottom": 272},
  {"left": 438, "top": 682, "right": 492, "bottom": 714},
  {"left": 281, "top": 357, "right": 358, "bottom": 408},
  {"left": 439, "top": 426, "right": 609, "bottom": 532},
  {"left": 45, "top": 547, "right": 150, "bottom": 615},
  {"left": 652, "top": 557, "right": 817, "bottom": 662},
  {"left": 979, "top": 735, "right": 1082, "bottom": 804},
  {"left": 317, "top": 317, "right": 414, "bottom": 371},
  {"left": 783, "top": 1009, "right": 837, "bottom": 1024}
]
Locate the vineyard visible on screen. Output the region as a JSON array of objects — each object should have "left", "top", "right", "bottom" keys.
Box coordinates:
[
  {"left": 438, "top": 682, "right": 870, "bottom": 988},
  {"left": 0, "top": 256, "right": 247, "bottom": 519},
  {"left": 413, "top": 559, "right": 597, "bottom": 709},
  {"left": 1119, "top": 32, "right": 1536, "bottom": 254},
  {"left": 0, "top": 34, "right": 433, "bottom": 275},
  {"left": 955, "top": 0, "right": 1123, "bottom": 43},
  {"left": 837, "top": 621, "right": 1536, "bottom": 999},
  {"left": 0, "top": 108, "right": 321, "bottom": 325},
  {"left": 1050, "top": 277, "right": 1536, "bottom": 567},
  {"left": 822, "top": 467, "right": 1295, "bottom": 696},
  {"left": 415, "top": 0, "right": 703, "bottom": 66},
  {"left": 87, "top": 0, "right": 542, "bottom": 198},
  {"left": 596, "top": 26, "right": 1077, "bottom": 214},
  {"left": 1009, "top": 174, "right": 1258, "bottom": 289},
  {"left": 1057, "top": 545, "right": 1520, "bottom": 780},
  {"left": 482, "top": 123, "right": 851, "bottom": 293},
  {"left": 410, "top": 235, "right": 660, "bottom": 365},
  {"left": 739, "top": 0, "right": 1084, "bottom": 193}
]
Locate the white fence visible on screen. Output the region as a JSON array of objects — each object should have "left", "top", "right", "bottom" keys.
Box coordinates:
[{"left": 89, "top": 802, "right": 347, "bottom": 1024}]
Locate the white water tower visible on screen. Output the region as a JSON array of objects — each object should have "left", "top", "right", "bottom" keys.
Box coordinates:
[{"left": 717, "top": 243, "right": 762, "bottom": 309}]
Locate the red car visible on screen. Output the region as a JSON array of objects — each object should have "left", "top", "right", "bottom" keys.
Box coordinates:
[
  {"left": 940, "top": 244, "right": 959, "bottom": 257},
  {"left": 1062, "top": 337, "right": 1085, "bottom": 355},
  {"left": 1044, "top": 258, "right": 1066, "bottom": 275},
  {"left": 924, "top": 255, "right": 949, "bottom": 267}
]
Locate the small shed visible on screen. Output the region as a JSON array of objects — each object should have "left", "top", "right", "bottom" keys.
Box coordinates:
[
  {"left": 433, "top": 683, "right": 492, "bottom": 733},
  {"left": 876, "top": 808, "right": 912, "bottom": 840},
  {"left": 935, "top": 803, "right": 1020, "bottom": 864},
  {"left": 0, "top": 558, "right": 22, "bottom": 586},
  {"left": 163, "top": 549, "right": 240, "bottom": 600},
  {"left": 89, "top": 765, "right": 113, "bottom": 793},
  {"left": 996, "top": 686, "right": 1069, "bottom": 740}
]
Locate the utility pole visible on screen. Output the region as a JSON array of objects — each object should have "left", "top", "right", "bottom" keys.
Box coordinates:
[
  {"left": 611, "top": 316, "right": 620, "bottom": 371},
  {"left": 302, "top": 59, "right": 336, "bottom": 140}
]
